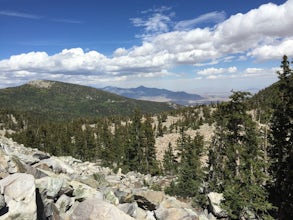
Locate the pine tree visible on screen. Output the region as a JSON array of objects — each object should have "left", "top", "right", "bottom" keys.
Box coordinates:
[
  {"left": 163, "top": 142, "right": 177, "bottom": 175},
  {"left": 208, "top": 91, "right": 273, "bottom": 219},
  {"left": 269, "top": 55, "right": 293, "bottom": 219},
  {"left": 166, "top": 132, "right": 205, "bottom": 205},
  {"left": 141, "top": 115, "right": 159, "bottom": 175},
  {"left": 157, "top": 116, "right": 164, "bottom": 137},
  {"left": 100, "top": 120, "right": 115, "bottom": 167},
  {"left": 112, "top": 121, "right": 128, "bottom": 170}
]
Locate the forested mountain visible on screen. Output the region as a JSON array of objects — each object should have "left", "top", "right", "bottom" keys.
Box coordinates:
[
  {"left": 0, "top": 80, "right": 177, "bottom": 120},
  {"left": 248, "top": 81, "right": 280, "bottom": 122},
  {"left": 103, "top": 85, "right": 204, "bottom": 105}
]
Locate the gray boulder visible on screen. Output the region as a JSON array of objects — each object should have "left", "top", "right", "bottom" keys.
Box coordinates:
[
  {"left": 155, "top": 196, "right": 198, "bottom": 220},
  {"left": 70, "top": 180, "right": 103, "bottom": 201},
  {"left": 36, "top": 176, "right": 66, "bottom": 199},
  {"left": 118, "top": 202, "right": 138, "bottom": 217},
  {"left": 71, "top": 197, "right": 135, "bottom": 220},
  {"left": 0, "top": 173, "right": 37, "bottom": 220},
  {"left": 134, "top": 190, "right": 164, "bottom": 207},
  {"left": 155, "top": 207, "right": 198, "bottom": 220},
  {"left": 207, "top": 192, "right": 228, "bottom": 218},
  {"left": 33, "top": 156, "right": 74, "bottom": 174}
]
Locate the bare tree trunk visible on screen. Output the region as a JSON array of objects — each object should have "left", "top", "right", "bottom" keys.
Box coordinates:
[{"left": 236, "top": 148, "right": 240, "bottom": 177}]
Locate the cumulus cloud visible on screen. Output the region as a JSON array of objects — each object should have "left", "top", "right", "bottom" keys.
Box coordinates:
[
  {"left": 245, "top": 68, "right": 264, "bottom": 74},
  {"left": 248, "top": 38, "right": 293, "bottom": 60},
  {"left": 0, "top": 47, "right": 173, "bottom": 82},
  {"left": 129, "top": 0, "right": 293, "bottom": 67},
  {"left": 197, "top": 66, "right": 237, "bottom": 75},
  {"left": 196, "top": 66, "right": 278, "bottom": 81},
  {"left": 214, "top": 1, "right": 293, "bottom": 55},
  {"left": 242, "top": 67, "right": 278, "bottom": 78}
]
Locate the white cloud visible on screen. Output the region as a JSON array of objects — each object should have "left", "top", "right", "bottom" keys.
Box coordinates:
[
  {"left": 196, "top": 66, "right": 278, "bottom": 81},
  {"left": 174, "top": 11, "right": 226, "bottom": 30},
  {"left": 128, "top": 0, "right": 293, "bottom": 66},
  {"left": 130, "top": 11, "right": 172, "bottom": 39},
  {"left": 248, "top": 38, "right": 293, "bottom": 60},
  {"left": 245, "top": 68, "right": 264, "bottom": 74},
  {"left": 113, "top": 48, "right": 128, "bottom": 57},
  {"left": 0, "top": 10, "right": 41, "bottom": 19},
  {"left": 207, "top": 75, "right": 224, "bottom": 80},
  {"left": 214, "top": 1, "right": 293, "bottom": 54},
  {"left": 241, "top": 67, "right": 278, "bottom": 78},
  {"left": 197, "top": 66, "right": 237, "bottom": 75}
]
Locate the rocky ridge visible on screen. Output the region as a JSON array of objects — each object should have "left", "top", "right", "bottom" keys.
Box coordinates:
[{"left": 0, "top": 136, "right": 224, "bottom": 220}]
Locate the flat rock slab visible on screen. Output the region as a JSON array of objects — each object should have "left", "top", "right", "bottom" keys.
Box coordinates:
[{"left": 71, "top": 197, "right": 135, "bottom": 220}]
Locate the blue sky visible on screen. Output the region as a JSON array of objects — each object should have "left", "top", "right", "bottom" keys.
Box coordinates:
[{"left": 0, "top": 0, "right": 291, "bottom": 95}]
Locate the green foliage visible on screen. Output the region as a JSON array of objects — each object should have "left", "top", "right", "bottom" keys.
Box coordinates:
[
  {"left": 269, "top": 55, "right": 293, "bottom": 219},
  {"left": 124, "top": 110, "right": 160, "bottom": 175},
  {"left": 163, "top": 143, "right": 177, "bottom": 175},
  {"left": 208, "top": 91, "right": 273, "bottom": 219},
  {"left": 165, "top": 132, "right": 205, "bottom": 205}
]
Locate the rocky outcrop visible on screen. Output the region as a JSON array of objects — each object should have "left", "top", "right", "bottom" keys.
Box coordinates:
[
  {"left": 207, "top": 192, "right": 228, "bottom": 218},
  {"left": 0, "top": 136, "right": 218, "bottom": 219}
]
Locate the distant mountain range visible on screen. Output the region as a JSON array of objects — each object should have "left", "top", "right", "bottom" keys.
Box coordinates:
[
  {"left": 102, "top": 86, "right": 205, "bottom": 105},
  {"left": 0, "top": 80, "right": 177, "bottom": 120}
]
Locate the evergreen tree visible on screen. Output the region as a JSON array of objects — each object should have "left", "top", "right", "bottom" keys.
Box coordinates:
[
  {"left": 157, "top": 116, "right": 164, "bottom": 137},
  {"left": 100, "top": 120, "right": 115, "bottom": 167},
  {"left": 208, "top": 91, "right": 273, "bottom": 219},
  {"left": 166, "top": 132, "right": 205, "bottom": 205},
  {"left": 124, "top": 110, "right": 159, "bottom": 174},
  {"left": 141, "top": 115, "right": 160, "bottom": 175},
  {"left": 269, "top": 55, "right": 293, "bottom": 219},
  {"left": 112, "top": 121, "right": 128, "bottom": 170},
  {"left": 163, "top": 142, "right": 177, "bottom": 175},
  {"left": 124, "top": 109, "right": 144, "bottom": 172}
]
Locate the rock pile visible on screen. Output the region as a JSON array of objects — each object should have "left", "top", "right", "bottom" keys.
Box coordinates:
[{"left": 0, "top": 136, "right": 220, "bottom": 220}]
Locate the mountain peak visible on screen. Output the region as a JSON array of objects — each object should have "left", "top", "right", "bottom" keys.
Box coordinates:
[
  {"left": 27, "top": 79, "right": 55, "bottom": 89},
  {"left": 137, "top": 85, "right": 147, "bottom": 89}
]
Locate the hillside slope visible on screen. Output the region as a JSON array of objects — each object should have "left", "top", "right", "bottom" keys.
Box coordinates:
[{"left": 0, "top": 80, "right": 177, "bottom": 120}]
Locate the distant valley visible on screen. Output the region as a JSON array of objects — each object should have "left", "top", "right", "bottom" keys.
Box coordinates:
[{"left": 102, "top": 86, "right": 222, "bottom": 105}]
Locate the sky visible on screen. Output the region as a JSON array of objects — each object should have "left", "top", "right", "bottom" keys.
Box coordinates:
[{"left": 0, "top": 0, "right": 292, "bottom": 95}]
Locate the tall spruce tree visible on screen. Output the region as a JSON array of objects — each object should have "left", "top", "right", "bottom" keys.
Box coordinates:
[
  {"left": 124, "top": 110, "right": 159, "bottom": 174},
  {"left": 163, "top": 142, "right": 177, "bottom": 175},
  {"left": 269, "top": 55, "right": 293, "bottom": 219},
  {"left": 125, "top": 109, "right": 143, "bottom": 171},
  {"left": 141, "top": 115, "right": 160, "bottom": 175},
  {"left": 166, "top": 132, "right": 205, "bottom": 205},
  {"left": 208, "top": 91, "right": 273, "bottom": 219}
]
